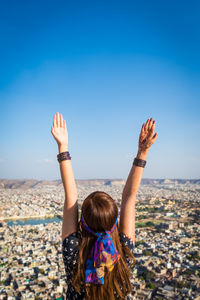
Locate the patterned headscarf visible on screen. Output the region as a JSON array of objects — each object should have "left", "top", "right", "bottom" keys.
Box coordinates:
[{"left": 80, "top": 208, "right": 120, "bottom": 285}]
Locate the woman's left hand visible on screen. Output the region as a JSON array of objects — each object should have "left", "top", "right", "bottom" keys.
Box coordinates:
[{"left": 51, "top": 112, "right": 68, "bottom": 147}]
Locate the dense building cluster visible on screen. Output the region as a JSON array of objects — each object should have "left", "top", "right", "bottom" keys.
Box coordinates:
[{"left": 0, "top": 180, "right": 199, "bottom": 299}]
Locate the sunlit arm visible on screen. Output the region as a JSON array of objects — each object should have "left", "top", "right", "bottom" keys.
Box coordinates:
[
  {"left": 58, "top": 144, "right": 78, "bottom": 241},
  {"left": 120, "top": 150, "right": 148, "bottom": 244},
  {"left": 119, "top": 117, "right": 158, "bottom": 244},
  {"left": 58, "top": 144, "right": 78, "bottom": 203},
  {"left": 122, "top": 150, "right": 148, "bottom": 200}
]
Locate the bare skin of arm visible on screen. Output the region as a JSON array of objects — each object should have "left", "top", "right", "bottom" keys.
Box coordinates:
[
  {"left": 51, "top": 112, "right": 78, "bottom": 242},
  {"left": 119, "top": 118, "right": 158, "bottom": 244}
]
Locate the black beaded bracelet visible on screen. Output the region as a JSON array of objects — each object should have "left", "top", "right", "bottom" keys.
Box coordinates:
[
  {"left": 133, "top": 157, "right": 146, "bottom": 168},
  {"left": 57, "top": 151, "right": 71, "bottom": 163}
]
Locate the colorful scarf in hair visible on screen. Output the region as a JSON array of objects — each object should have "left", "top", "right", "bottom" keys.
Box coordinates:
[{"left": 80, "top": 209, "right": 120, "bottom": 285}]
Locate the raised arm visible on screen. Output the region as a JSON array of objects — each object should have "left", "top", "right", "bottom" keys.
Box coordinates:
[
  {"left": 51, "top": 112, "right": 78, "bottom": 242},
  {"left": 119, "top": 118, "right": 158, "bottom": 244}
]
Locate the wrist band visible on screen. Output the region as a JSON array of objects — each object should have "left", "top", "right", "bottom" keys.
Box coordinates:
[
  {"left": 133, "top": 157, "right": 146, "bottom": 168},
  {"left": 57, "top": 151, "right": 71, "bottom": 163}
]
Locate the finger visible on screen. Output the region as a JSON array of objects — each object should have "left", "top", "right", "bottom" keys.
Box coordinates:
[
  {"left": 56, "top": 112, "right": 60, "bottom": 127},
  {"left": 139, "top": 123, "right": 145, "bottom": 135},
  {"left": 152, "top": 132, "right": 158, "bottom": 143},
  {"left": 139, "top": 123, "right": 145, "bottom": 141},
  {"left": 145, "top": 119, "right": 150, "bottom": 132},
  {"left": 51, "top": 126, "right": 55, "bottom": 137},
  {"left": 60, "top": 114, "right": 64, "bottom": 128},
  {"left": 63, "top": 120, "right": 67, "bottom": 129},
  {"left": 142, "top": 123, "right": 145, "bottom": 131},
  {"left": 148, "top": 118, "right": 153, "bottom": 131},
  {"left": 53, "top": 114, "right": 57, "bottom": 128},
  {"left": 148, "top": 121, "right": 156, "bottom": 139}
]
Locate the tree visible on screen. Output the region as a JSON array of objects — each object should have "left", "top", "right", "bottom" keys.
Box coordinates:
[
  {"left": 184, "top": 269, "right": 194, "bottom": 275},
  {"left": 143, "top": 270, "right": 155, "bottom": 281},
  {"left": 143, "top": 250, "right": 153, "bottom": 256},
  {"left": 146, "top": 282, "right": 156, "bottom": 289},
  {"left": 177, "top": 280, "right": 187, "bottom": 288},
  {"left": 135, "top": 240, "right": 145, "bottom": 246},
  {"left": 146, "top": 221, "right": 155, "bottom": 227},
  {"left": 138, "top": 276, "right": 145, "bottom": 281}
]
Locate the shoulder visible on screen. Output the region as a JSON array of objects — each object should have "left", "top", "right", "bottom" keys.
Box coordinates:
[
  {"left": 62, "top": 232, "right": 80, "bottom": 251},
  {"left": 62, "top": 232, "right": 80, "bottom": 265},
  {"left": 119, "top": 231, "right": 135, "bottom": 251},
  {"left": 62, "top": 233, "right": 80, "bottom": 286},
  {"left": 62, "top": 232, "right": 80, "bottom": 278}
]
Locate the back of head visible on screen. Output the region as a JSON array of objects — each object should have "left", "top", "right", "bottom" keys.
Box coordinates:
[
  {"left": 72, "top": 191, "right": 136, "bottom": 300},
  {"left": 82, "top": 191, "right": 118, "bottom": 233}
]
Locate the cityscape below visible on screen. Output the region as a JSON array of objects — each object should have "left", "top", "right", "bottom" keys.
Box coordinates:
[{"left": 0, "top": 178, "right": 199, "bottom": 299}]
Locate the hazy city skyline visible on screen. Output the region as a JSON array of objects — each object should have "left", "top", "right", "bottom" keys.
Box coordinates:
[{"left": 1, "top": 1, "right": 199, "bottom": 180}]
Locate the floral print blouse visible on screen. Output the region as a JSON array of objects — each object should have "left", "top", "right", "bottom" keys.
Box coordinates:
[{"left": 62, "top": 231, "right": 135, "bottom": 300}]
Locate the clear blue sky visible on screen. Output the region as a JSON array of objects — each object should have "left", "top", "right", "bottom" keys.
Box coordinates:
[{"left": 1, "top": 0, "right": 199, "bottom": 180}]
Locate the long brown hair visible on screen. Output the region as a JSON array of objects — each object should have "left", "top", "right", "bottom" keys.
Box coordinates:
[{"left": 72, "top": 191, "right": 136, "bottom": 300}]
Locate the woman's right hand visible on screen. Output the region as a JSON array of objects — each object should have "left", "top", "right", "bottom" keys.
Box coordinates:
[
  {"left": 51, "top": 112, "right": 68, "bottom": 147},
  {"left": 138, "top": 117, "right": 158, "bottom": 153}
]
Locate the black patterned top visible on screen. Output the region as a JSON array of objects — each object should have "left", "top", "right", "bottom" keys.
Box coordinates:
[{"left": 62, "top": 231, "right": 135, "bottom": 300}]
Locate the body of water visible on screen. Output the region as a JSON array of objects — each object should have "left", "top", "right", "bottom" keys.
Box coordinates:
[{"left": 5, "top": 217, "right": 62, "bottom": 226}]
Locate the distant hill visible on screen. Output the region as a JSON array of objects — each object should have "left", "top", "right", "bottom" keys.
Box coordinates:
[{"left": 0, "top": 178, "right": 199, "bottom": 189}]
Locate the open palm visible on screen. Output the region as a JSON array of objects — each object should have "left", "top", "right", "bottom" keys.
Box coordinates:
[
  {"left": 51, "top": 112, "right": 68, "bottom": 146},
  {"left": 138, "top": 118, "right": 158, "bottom": 152}
]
